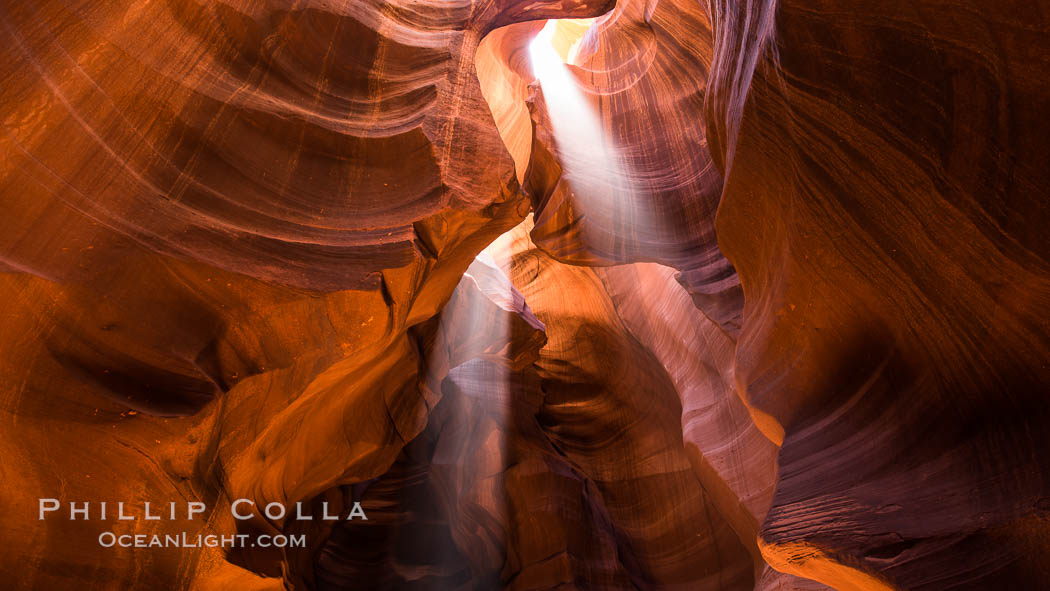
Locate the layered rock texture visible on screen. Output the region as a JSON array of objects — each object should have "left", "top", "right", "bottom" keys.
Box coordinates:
[
  {"left": 707, "top": 2, "right": 1050, "bottom": 589},
  {"left": 1, "top": 0, "right": 1049, "bottom": 590}
]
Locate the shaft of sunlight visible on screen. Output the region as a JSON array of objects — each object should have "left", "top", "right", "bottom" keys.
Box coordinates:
[{"left": 529, "top": 20, "right": 656, "bottom": 254}]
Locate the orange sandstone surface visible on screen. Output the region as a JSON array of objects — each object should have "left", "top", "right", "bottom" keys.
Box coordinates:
[{"left": 1, "top": 1, "right": 1048, "bottom": 590}]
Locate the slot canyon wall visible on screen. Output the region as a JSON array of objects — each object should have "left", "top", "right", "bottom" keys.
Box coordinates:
[{"left": 0, "top": 1, "right": 1048, "bottom": 591}]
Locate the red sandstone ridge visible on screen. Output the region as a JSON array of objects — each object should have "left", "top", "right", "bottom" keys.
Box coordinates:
[{"left": 1, "top": 0, "right": 1049, "bottom": 590}]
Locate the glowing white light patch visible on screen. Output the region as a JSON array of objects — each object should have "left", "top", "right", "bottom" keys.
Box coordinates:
[{"left": 528, "top": 20, "right": 658, "bottom": 255}]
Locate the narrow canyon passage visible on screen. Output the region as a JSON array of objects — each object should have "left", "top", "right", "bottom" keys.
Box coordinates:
[{"left": 1, "top": 1, "right": 1049, "bottom": 590}]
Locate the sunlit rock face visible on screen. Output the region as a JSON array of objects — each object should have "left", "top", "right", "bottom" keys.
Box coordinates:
[
  {"left": 1, "top": 0, "right": 1049, "bottom": 589},
  {"left": 490, "top": 222, "right": 755, "bottom": 589}
]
